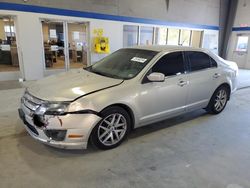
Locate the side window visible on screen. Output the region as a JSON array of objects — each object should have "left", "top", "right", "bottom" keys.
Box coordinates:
[
  {"left": 210, "top": 57, "right": 218, "bottom": 68},
  {"left": 152, "top": 52, "right": 185, "bottom": 76},
  {"left": 187, "top": 51, "right": 211, "bottom": 71}
]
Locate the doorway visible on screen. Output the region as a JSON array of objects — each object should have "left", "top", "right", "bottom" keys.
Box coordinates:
[
  {"left": 67, "top": 22, "right": 88, "bottom": 69},
  {"left": 231, "top": 34, "right": 249, "bottom": 69},
  {"left": 41, "top": 19, "right": 89, "bottom": 74},
  {"left": 42, "top": 20, "right": 65, "bottom": 70},
  {"left": 0, "top": 16, "right": 20, "bottom": 72}
]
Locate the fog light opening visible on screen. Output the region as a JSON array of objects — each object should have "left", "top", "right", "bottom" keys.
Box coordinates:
[{"left": 44, "top": 130, "right": 67, "bottom": 141}]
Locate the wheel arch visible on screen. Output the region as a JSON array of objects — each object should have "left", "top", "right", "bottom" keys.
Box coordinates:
[{"left": 100, "top": 103, "right": 135, "bottom": 129}]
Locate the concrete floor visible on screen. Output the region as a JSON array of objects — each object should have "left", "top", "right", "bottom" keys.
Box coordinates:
[
  {"left": 1, "top": 72, "right": 250, "bottom": 188},
  {"left": 238, "top": 69, "right": 250, "bottom": 89},
  {"left": 0, "top": 80, "right": 22, "bottom": 90}
]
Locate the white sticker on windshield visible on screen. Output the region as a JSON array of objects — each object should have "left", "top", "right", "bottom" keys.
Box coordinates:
[{"left": 131, "top": 57, "right": 147, "bottom": 63}]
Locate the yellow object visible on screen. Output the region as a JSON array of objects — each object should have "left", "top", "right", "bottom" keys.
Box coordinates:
[
  {"left": 93, "top": 29, "right": 104, "bottom": 37},
  {"left": 94, "top": 37, "right": 110, "bottom": 54}
]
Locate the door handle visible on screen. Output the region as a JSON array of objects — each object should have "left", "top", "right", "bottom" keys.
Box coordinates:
[
  {"left": 178, "top": 80, "right": 188, "bottom": 87},
  {"left": 213, "top": 73, "right": 221, "bottom": 79}
]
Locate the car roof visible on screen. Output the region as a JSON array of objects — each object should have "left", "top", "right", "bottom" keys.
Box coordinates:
[{"left": 129, "top": 45, "right": 208, "bottom": 53}]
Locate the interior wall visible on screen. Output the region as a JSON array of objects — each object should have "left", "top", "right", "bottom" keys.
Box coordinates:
[
  {"left": 233, "top": 0, "right": 250, "bottom": 27},
  {"left": 90, "top": 20, "right": 123, "bottom": 63},
  {"left": 0, "top": 1, "right": 220, "bottom": 80},
  {"left": 227, "top": 0, "right": 250, "bottom": 69},
  {"left": 68, "top": 23, "right": 86, "bottom": 46},
  {"left": 15, "top": 12, "right": 44, "bottom": 80},
  {"left": 3, "top": 0, "right": 220, "bottom": 27}
]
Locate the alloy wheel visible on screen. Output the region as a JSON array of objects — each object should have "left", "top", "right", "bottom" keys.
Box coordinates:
[
  {"left": 214, "top": 89, "right": 227, "bottom": 112},
  {"left": 97, "top": 113, "right": 127, "bottom": 146}
]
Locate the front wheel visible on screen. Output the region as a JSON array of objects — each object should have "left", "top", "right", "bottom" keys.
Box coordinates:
[
  {"left": 91, "top": 106, "right": 131, "bottom": 150},
  {"left": 206, "top": 86, "right": 229, "bottom": 114}
]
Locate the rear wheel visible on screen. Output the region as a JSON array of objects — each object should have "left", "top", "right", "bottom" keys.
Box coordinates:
[
  {"left": 206, "top": 85, "right": 229, "bottom": 114},
  {"left": 91, "top": 106, "right": 131, "bottom": 150}
]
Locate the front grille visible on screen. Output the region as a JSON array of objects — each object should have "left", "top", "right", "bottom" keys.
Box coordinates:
[
  {"left": 22, "top": 91, "right": 43, "bottom": 112},
  {"left": 24, "top": 91, "right": 43, "bottom": 105}
]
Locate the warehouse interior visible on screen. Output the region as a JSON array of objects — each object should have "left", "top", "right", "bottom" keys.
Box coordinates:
[{"left": 1, "top": 0, "right": 250, "bottom": 188}]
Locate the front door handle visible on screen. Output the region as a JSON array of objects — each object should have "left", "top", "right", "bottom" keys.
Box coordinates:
[
  {"left": 178, "top": 80, "right": 188, "bottom": 87},
  {"left": 213, "top": 73, "right": 221, "bottom": 78}
]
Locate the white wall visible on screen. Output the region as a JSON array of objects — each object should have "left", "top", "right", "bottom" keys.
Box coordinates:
[
  {"left": 89, "top": 20, "right": 123, "bottom": 63},
  {"left": 2, "top": 0, "right": 220, "bottom": 26},
  {"left": 15, "top": 12, "right": 44, "bottom": 80},
  {"left": 0, "top": 9, "right": 219, "bottom": 80},
  {"left": 233, "top": 0, "right": 250, "bottom": 27},
  {"left": 119, "top": 0, "right": 220, "bottom": 26},
  {"left": 226, "top": 0, "right": 250, "bottom": 69}
]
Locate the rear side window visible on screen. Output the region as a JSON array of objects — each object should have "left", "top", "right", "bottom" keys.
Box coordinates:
[
  {"left": 152, "top": 52, "right": 185, "bottom": 76},
  {"left": 210, "top": 57, "right": 218, "bottom": 68},
  {"left": 186, "top": 51, "right": 216, "bottom": 71}
]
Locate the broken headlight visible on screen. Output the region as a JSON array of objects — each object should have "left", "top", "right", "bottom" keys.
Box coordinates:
[{"left": 36, "top": 102, "right": 71, "bottom": 116}]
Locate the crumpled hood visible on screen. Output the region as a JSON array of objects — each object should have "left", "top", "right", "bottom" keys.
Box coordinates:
[{"left": 27, "top": 69, "right": 123, "bottom": 101}]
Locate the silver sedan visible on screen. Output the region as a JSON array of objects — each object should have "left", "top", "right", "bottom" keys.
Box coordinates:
[{"left": 19, "top": 46, "right": 238, "bottom": 150}]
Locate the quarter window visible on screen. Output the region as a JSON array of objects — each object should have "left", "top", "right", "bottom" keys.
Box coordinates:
[
  {"left": 152, "top": 52, "right": 185, "bottom": 76},
  {"left": 210, "top": 57, "right": 217, "bottom": 68},
  {"left": 186, "top": 51, "right": 212, "bottom": 71}
]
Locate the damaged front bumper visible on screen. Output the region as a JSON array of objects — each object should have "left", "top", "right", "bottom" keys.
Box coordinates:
[{"left": 18, "top": 100, "right": 101, "bottom": 150}]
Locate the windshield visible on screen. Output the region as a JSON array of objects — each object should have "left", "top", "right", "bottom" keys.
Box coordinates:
[{"left": 86, "top": 49, "right": 158, "bottom": 79}]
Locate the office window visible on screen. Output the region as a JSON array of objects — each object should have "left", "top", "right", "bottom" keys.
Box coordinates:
[
  {"left": 42, "top": 21, "right": 65, "bottom": 70},
  {"left": 203, "top": 33, "right": 218, "bottom": 54},
  {"left": 123, "top": 25, "right": 138, "bottom": 47},
  {"left": 167, "top": 28, "right": 179, "bottom": 45},
  {"left": 152, "top": 52, "right": 185, "bottom": 76},
  {"left": 155, "top": 27, "right": 167, "bottom": 45},
  {"left": 0, "top": 16, "right": 20, "bottom": 72},
  {"left": 140, "top": 26, "right": 154, "bottom": 45},
  {"left": 4, "top": 25, "right": 15, "bottom": 37},
  {"left": 68, "top": 22, "right": 88, "bottom": 68},
  {"left": 236, "top": 36, "right": 249, "bottom": 52},
  {"left": 186, "top": 51, "right": 211, "bottom": 71},
  {"left": 191, "top": 30, "right": 202, "bottom": 48},
  {"left": 180, "top": 29, "right": 191, "bottom": 46}
]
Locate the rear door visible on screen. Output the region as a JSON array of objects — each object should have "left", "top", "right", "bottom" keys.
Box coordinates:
[{"left": 185, "top": 51, "right": 220, "bottom": 111}]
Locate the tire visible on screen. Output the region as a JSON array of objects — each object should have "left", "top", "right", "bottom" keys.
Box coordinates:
[
  {"left": 206, "top": 85, "right": 229, "bottom": 114},
  {"left": 91, "top": 106, "right": 131, "bottom": 150}
]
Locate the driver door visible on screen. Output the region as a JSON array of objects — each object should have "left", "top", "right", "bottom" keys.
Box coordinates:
[{"left": 137, "top": 51, "right": 189, "bottom": 126}]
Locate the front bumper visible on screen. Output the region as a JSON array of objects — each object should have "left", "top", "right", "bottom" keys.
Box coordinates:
[{"left": 18, "top": 103, "right": 101, "bottom": 149}]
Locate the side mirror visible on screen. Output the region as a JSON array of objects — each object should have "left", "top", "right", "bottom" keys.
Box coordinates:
[{"left": 147, "top": 72, "right": 165, "bottom": 82}]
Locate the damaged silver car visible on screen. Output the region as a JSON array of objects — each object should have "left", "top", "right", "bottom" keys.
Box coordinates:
[{"left": 19, "top": 46, "right": 238, "bottom": 150}]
